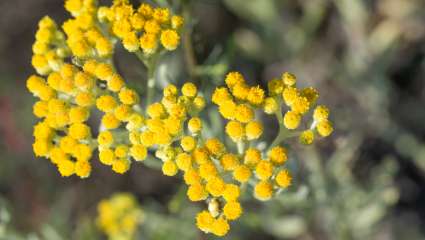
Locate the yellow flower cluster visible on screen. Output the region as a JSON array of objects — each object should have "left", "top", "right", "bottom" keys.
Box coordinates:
[
  {"left": 212, "top": 72, "right": 265, "bottom": 142},
  {"left": 27, "top": 1, "right": 335, "bottom": 237},
  {"left": 268, "top": 72, "right": 334, "bottom": 144},
  {"left": 28, "top": 0, "right": 183, "bottom": 178},
  {"left": 97, "top": 193, "right": 144, "bottom": 240},
  {"left": 62, "top": 0, "right": 115, "bottom": 59},
  {"left": 98, "top": 0, "right": 184, "bottom": 54},
  {"left": 32, "top": 16, "right": 68, "bottom": 75},
  {"left": 27, "top": 56, "right": 143, "bottom": 177}
]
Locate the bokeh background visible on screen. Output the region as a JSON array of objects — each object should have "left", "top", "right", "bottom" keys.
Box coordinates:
[{"left": 0, "top": 0, "right": 424, "bottom": 239}]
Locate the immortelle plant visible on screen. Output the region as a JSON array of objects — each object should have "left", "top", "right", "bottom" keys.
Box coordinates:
[{"left": 26, "top": 0, "right": 334, "bottom": 237}]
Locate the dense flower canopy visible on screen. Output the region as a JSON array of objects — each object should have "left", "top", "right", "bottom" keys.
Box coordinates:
[{"left": 26, "top": 0, "right": 333, "bottom": 237}]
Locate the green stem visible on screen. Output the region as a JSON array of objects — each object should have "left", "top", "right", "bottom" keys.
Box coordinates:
[
  {"left": 146, "top": 59, "right": 156, "bottom": 106},
  {"left": 237, "top": 141, "right": 245, "bottom": 155},
  {"left": 135, "top": 51, "right": 158, "bottom": 106}
]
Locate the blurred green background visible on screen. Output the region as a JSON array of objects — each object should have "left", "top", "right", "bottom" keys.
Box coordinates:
[{"left": 0, "top": 0, "right": 424, "bottom": 239}]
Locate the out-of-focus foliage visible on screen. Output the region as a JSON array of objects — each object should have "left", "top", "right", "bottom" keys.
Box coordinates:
[{"left": 0, "top": 0, "right": 424, "bottom": 239}]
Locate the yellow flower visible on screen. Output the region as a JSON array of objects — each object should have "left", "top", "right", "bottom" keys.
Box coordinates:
[
  {"left": 114, "top": 104, "right": 133, "bottom": 121},
  {"left": 153, "top": 8, "right": 170, "bottom": 23},
  {"left": 223, "top": 201, "right": 242, "bottom": 220},
  {"left": 181, "top": 82, "right": 197, "bottom": 97},
  {"left": 268, "top": 78, "right": 284, "bottom": 96},
  {"left": 130, "top": 144, "right": 147, "bottom": 161},
  {"left": 283, "top": 111, "right": 301, "bottom": 130},
  {"left": 95, "top": 63, "right": 114, "bottom": 81},
  {"left": 33, "top": 101, "right": 49, "bottom": 118},
  {"left": 119, "top": 87, "right": 139, "bottom": 105},
  {"left": 233, "top": 165, "right": 251, "bottom": 183},
  {"left": 206, "top": 176, "right": 225, "bottom": 197},
  {"left": 163, "top": 117, "right": 183, "bottom": 135},
  {"left": 144, "top": 19, "right": 160, "bottom": 34},
  {"left": 220, "top": 153, "right": 239, "bottom": 171},
  {"left": 188, "top": 117, "right": 202, "bottom": 134},
  {"left": 99, "top": 148, "right": 116, "bottom": 165},
  {"left": 33, "top": 139, "right": 51, "bottom": 157},
  {"left": 275, "top": 169, "right": 292, "bottom": 188},
  {"left": 299, "top": 130, "right": 314, "bottom": 145},
  {"left": 218, "top": 100, "right": 237, "bottom": 120},
  {"left": 196, "top": 211, "right": 214, "bottom": 233},
  {"left": 184, "top": 169, "right": 201, "bottom": 185},
  {"left": 96, "top": 38, "right": 113, "bottom": 57},
  {"left": 313, "top": 105, "right": 330, "bottom": 121},
  {"left": 49, "top": 147, "right": 68, "bottom": 164},
  {"left": 74, "top": 72, "right": 95, "bottom": 91},
  {"left": 205, "top": 138, "right": 225, "bottom": 156},
  {"left": 222, "top": 184, "right": 240, "bottom": 202},
  {"left": 130, "top": 13, "right": 145, "bottom": 30},
  {"left": 96, "top": 193, "right": 143, "bottom": 240},
  {"left": 57, "top": 159, "right": 75, "bottom": 177},
  {"left": 180, "top": 136, "right": 197, "bottom": 152},
  {"left": 75, "top": 92, "right": 95, "bottom": 107},
  {"left": 187, "top": 183, "right": 208, "bottom": 202},
  {"left": 163, "top": 84, "right": 178, "bottom": 97},
  {"left": 175, "top": 152, "right": 192, "bottom": 171},
  {"left": 268, "top": 146, "right": 287, "bottom": 165},
  {"left": 247, "top": 86, "right": 265, "bottom": 105},
  {"left": 75, "top": 160, "right": 92, "bottom": 178},
  {"left": 231, "top": 83, "right": 249, "bottom": 100},
  {"left": 60, "top": 136, "right": 78, "bottom": 154},
  {"left": 140, "top": 131, "right": 155, "bottom": 147},
  {"left": 282, "top": 87, "right": 298, "bottom": 106},
  {"left": 225, "top": 121, "right": 245, "bottom": 142},
  {"left": 127, "top": 113, "right": 145, "bottom": 130},
  {"left": 98, "top": 131, "right": 114, "bottom": 147},
  {"left": 46, "top": 72, "right": 62, "bottom": 90},
  {"left": 160, "top": 29, "right": 180, "bottom": 50},
  {"left": 171, "top": 15, "right": 184, "bottom": 29},
  {"left": 199, "top": 161, "right": 218, "bottom": 180},
  {"left": 291, "top": 96, "right": 310, "bottom": 114},
  {"left": 225, "top": 72, "right": 245, "bottom": 89},
  {"left": 282, "top": 72, "right": 296, "bottom": 86},
  {"left": 123, "top": 31, "right": 140, "bottom": 52},
  {"left": 245, "top": 121, "right": 263, "bottom": 140},
  {"left": 316, "top": 120, "right": 333, "bottom": 137},
  {"left": 112, "top": 158, "right": 131, "bottom": 174},
  {"left": 138, "top": 3, "right": 153, "bottom": 17},
  {"left": 107, "top": 74, "right": 125, "bottom": 92},
  {"left": 301, "top": 87, "right": 319, "bottom": 103},
  {"left": 69, "top": 106, "right": 89, "bottom": 123},
  {"left": 263, "top": 97, "right": 278, "bottom": 114},
  {"left": 193, "top": 96, "right": 206, "bottom": 111},
  {"left": 211, "top": 217, "right": 230, "bottom": 237},
  {"left": 129, "top": 131, "right": 141, "bottom": 145},
  {"left": 96, "top": 95, "right": 118, "bottom": 112},
  {"left": 212, "top": 87, "right": 231, "bottom": 106},
  {"left": 102, "top": 113, "right": 121, "bottom": 129},
  {"left": 73, "top": 143, "right": 92, "bottom": 161},
  {"left": 254, "top": 181, "right": 273, "bottom": 201},
  {"left": 147, "top": 102, "right": 165, "bottom": 119},
  {"left": 115, "top": 144, "right": 129, "bottom": 158},
  {"left": 244, "top": 148, "right": 261, "bottom": 167},
  {"left": 83, "top": 59, "right": 98, "bottom": 75},
  {"left": 68, "top": 123, "right": 91, "bottom": 140},
  {"left": 255, "top": 160, "right": 273, "bottom": 180},
  {"left": 192, "top": 147, "right": 209, "bottom": 165},
  {"left": 139, "top": 33, "right": 158, "bottom": 54},
  {"left": 162, "top": 160, "right": 178, "bottom": 176},
  {"left": 235, "top": 104, "right": 254, "bottom": 123},
  {"left": 33, "top": 121, "right": 54, "bottom": 140}
]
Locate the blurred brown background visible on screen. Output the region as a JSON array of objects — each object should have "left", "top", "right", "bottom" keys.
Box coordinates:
[{"left": 0, "top": 0, "right": 424, "bottom": 239}]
